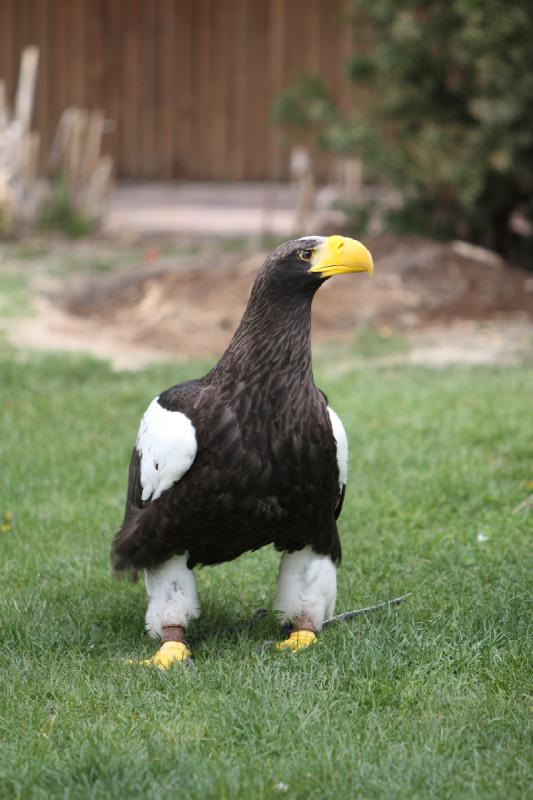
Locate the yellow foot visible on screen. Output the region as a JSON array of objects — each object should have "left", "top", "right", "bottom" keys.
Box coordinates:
[
  {"left": 275, "top": 630, "right": 317, "bottom": 652},
  {"left": 137, "top": 641, "right": 192, "bottom": 670}
]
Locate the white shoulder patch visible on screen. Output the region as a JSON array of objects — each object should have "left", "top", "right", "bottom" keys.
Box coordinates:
[
  {"left": 327, "top": 406, "right": 348, "bottom": 487},
  {"left": 136, "top": 397, "right": 197, "bottom": 502}
]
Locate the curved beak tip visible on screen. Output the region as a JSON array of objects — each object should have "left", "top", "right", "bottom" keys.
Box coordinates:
[{"left": 309, "top": 235, "right": 374, "bottom": 278}]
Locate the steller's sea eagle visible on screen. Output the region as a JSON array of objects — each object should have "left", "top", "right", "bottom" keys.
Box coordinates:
[{"left": 112, "top": 235, "right": 373, "bottom": 668}]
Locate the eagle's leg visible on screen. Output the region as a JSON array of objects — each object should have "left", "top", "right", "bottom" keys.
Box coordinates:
[
  {"left": 140, "top": 553, "right": 200, "bottom": 669},
  {"left": 274, "top": 546, "right": 337, "bottom": 652}
]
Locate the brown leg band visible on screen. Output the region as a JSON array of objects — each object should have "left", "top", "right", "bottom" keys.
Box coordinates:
[
  {"left": 161, "top": 625, "right": 186, "bottom": 643},
  {"left": 291, "top": 615, "right": 317, "bottom": 634}
]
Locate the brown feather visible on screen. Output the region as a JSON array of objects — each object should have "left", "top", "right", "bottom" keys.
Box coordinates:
[{"left": 112, "top": 239, "right": 344, "bottom": 573}]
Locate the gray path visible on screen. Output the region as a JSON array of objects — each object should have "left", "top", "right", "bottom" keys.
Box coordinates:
[{"left": 106, "top": 182, "right": 298, "bottom": 237}]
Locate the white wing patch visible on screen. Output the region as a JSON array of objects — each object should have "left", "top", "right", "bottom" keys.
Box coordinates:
[
  {"left": 136, "top": 397, "right": 197, "bottom": 502},
  {"left": 327, "top": 406, "right": 348, "bottom": 488}
]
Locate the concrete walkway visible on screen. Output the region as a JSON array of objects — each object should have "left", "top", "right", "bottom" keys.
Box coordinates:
[{"left": 105, "top": 182, "right": 299, "bottom": 237}]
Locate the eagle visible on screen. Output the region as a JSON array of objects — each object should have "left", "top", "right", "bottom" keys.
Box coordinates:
[{"left": 112, "top": 235, "right": 373, "bottom": 668}]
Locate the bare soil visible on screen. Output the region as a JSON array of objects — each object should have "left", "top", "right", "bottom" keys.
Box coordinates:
[{"left": 4, "top": 235, "right": 533, "bottom": 369}]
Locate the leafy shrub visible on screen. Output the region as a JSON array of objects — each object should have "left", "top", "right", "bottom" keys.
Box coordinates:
[
  {"left": 271, "top": 74, "right": 338, "bottom": 148},
  {"left": 274, "top": 1, "right": 533, "bottom": 263},
  {"left": 348, "top": 1, "right": 533, "bottom": 258},
  {"left": 40, "top": 174, "right": 95, "bottom": 239}
]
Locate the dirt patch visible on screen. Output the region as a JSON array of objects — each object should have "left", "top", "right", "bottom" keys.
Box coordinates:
[{"left": 5, "top": 235, "right": 533, "bottom": 368}]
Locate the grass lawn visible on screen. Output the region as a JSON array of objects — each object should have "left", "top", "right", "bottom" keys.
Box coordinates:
[{"left": 0, "top": 347, "right": 531, "bottom": 799}]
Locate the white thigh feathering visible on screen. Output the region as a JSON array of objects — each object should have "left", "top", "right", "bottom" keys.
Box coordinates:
[{"left": 275, "top": 546, "right": 337, "bottom": 631}]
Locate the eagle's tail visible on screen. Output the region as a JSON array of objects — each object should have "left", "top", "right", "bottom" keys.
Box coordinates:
[{"left": 111, "top": 501, "right": 176, "bottom": 577}]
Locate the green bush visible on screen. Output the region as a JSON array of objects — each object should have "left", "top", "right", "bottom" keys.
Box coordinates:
[
  {"left": 274, "top": 1, "right": 533, "bottom": 263},
  {"left": 271, "top": 74, "right": 338, "bottom": 149},
  {"left": 349, "top": 1, "right": 533, "bottom": 258},
  {"left": 40, "top": 174, "right": 95, "bottom": 239}
]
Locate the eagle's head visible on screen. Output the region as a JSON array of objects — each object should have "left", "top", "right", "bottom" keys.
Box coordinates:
[{"left": 257, "top": 235, "right": 373, "bottom": 299}]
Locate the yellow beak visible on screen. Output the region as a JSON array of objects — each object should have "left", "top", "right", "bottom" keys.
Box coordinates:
[{"left": 308, "top": 235, "right": 374, "bottom": 278}]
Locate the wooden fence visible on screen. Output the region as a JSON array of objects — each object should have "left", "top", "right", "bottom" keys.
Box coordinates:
[{"left": 0, "top": 0, "right": 355, "bottom": 180}]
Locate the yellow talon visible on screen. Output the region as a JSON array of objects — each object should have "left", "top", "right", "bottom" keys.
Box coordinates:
[
  {"left": 275, "top": 630, "right": 317, "bottom": 652},
  {"left": 136, "top": 641, "right": 192, "bottom": 670}
]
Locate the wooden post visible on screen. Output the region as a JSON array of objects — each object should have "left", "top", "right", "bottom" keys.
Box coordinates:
[
  {"left": 290, "top": 145, "right": 315, "bottom": 232},
  {"left": 14, "top": 46, "right": 39, "bottom": 131},
  {"left": 336, "top": 156, "right": 363, "bottom": 205},
  {"left": 0, "top": 82, "right": 8, "bottom": 129},
  {"left": 1, "top": 45, "right": 113, "bottom": 234}
]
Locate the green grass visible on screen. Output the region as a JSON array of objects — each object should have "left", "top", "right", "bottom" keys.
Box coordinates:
[
  {"left": 0, "top": 350, "right": 531, "bottom": 799},
  {"left": 0, "top": 271, "right": 33, "bottom": 318},
  {"left": 11, "top": 243, "right": 50, "bottom": 261}
]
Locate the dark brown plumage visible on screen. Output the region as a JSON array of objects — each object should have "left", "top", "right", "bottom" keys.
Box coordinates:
[{"left": 111, "top": 235, "right": 375, "bottom": 579}]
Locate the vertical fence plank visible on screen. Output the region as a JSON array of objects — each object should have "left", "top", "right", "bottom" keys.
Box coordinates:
[
  {"left": 209, "top": 0, "right": 227, "bottom": 180},
  {"left": 24, "top": 0, "right": 48, "bottom": 164},
  {"left": 0, "top": 0, "right": 356, "bottom": 180},
  {"left": 100, "top": 0, "right": 121, "bottom": 168},
  {"left": 173, "top": 0, "right": 192, "bottom": 179},
  {"left": 67, "top": 0, "right": 83, "bottom": 110},
  {"left": 158, "top": 0, "right": 175, "bottom": 178},
  {"left": 122, "top": 0, "right": 141, "bottom": 178},
  {"left": 138, "top": 0, "right": 155, "bottom": 180},
  {"left": 0, "top": 0, "right": 15, "bottom": 107},
  {"left": 233, "top": 0, "right": 249, "bottom": 182},
  {"left": 267, "top": 0, "right": 288, "bottom": 181},
  {"left": 196, "top": 0, "right": 212, "bottom": 179}
]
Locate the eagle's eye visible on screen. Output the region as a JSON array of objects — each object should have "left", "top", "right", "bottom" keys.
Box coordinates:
[{"left": 298, "top": 249, "right": 313, "bottom": 262}]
